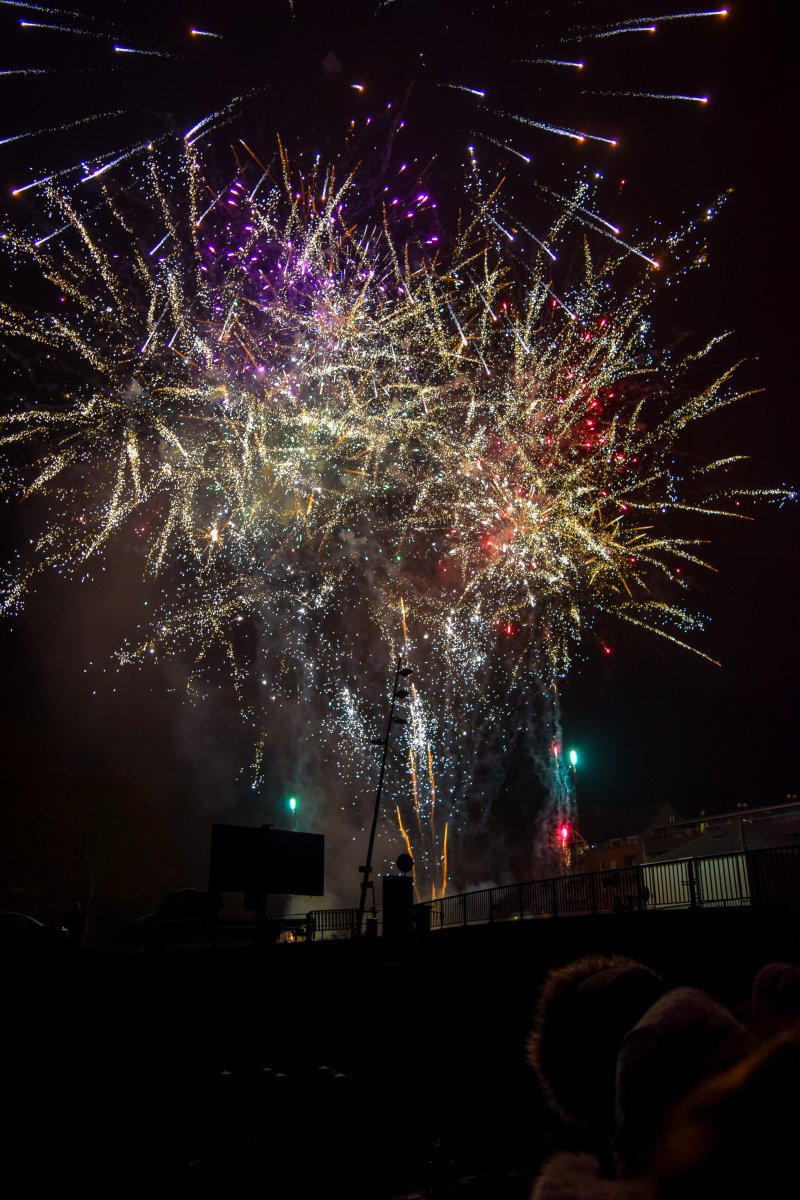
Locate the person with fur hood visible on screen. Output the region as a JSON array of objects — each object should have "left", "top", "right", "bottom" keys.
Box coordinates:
[{"left": 526, "top": 954, "right": 753, "bottom": 1200}]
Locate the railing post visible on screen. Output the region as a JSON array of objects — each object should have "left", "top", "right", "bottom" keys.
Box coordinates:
[
  {"left": 591, "top": 871, "right": 598, "bottom": 916},
  {"left": 551, "top": 878, "right": 558, "bottom": 917},
  {"left": 462, "top": 894, "right": 468, "bottom": 927},
  {"left": 518, "top": 882, "right": 525, "bottom": 921},
  {"left": 686, "top": 858, "right": 697, "bottom": 909},
  {"left": 635, "top": 865, "right": 645, "bottom": 912},
  {"left": 744, "top": 849, "right": 757, "bottom": 907}
]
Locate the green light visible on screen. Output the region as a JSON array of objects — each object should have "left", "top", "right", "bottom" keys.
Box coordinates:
[
  {"left": 569, "top": 750, "right": 578, "bottom": 768},
  {"left": 288, "top": 796, "right": 297, "bottom": 813}
]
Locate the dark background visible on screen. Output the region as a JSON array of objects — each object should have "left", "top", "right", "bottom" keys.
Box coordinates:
[{"left": 0, "top": 2, "right": 796, "bottom": 919}]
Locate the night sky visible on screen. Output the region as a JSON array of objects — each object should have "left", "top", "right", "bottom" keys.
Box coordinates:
[{"left": 0, "top": 1, "right": 796, "bottom": 916}]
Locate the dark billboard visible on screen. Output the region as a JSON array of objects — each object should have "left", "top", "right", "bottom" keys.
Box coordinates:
[{"left": 209, "top": 824, "right": 325, "bottom": 896}]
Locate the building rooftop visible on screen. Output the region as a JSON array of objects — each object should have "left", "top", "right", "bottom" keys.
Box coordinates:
[
  {"left": 647, "top": 820, "right": 800, "bottom": 862},
  {"left": 578, "top": 802, "right": 680, "bottom": 847}
]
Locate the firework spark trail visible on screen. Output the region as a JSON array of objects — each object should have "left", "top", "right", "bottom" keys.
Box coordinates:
[
  {"left": 396, "top": 805, "right": 418, "bottom": 900},
  {"left": 590, "top": 91, "right": 709, "bottom": 104},
  {"left": 18, "top": 19, "right": 97, "bottom": 34},
  {"left": 113, "top": 45, "right": 172, "bottom": 58},
  {"left": 0, "top": 2, "right": 85, "bottom": 11},
  {"left": 579, "top": 9, "right": 728, "bottom": 39},
  {"left": 0, "top": 109, "right": 123, "bottom": 148},
  {"left": 1, "top": 1, "right": 729, "bottom": 213},
  {"left": 476, "top": 133, "right": 532, "bottom": 165},
  {"left": 441, "top": 821, "right": 449, "bottom": 899},
  {"left": 498, "top": 107, "right": 618, "bottom": 147},
  {"left": 427, "top": 744, "right": 437, "bottom": 839},
  {"left": 0, "top": 135, "right": 791, "bottom": 892},
  {"left": 515, "top": 59, "right": 584, "bottom": 69}
]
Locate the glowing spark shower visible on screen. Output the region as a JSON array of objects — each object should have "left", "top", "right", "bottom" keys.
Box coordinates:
[{"left": 0, "top": 125, "right": 790, "bottom": 892}]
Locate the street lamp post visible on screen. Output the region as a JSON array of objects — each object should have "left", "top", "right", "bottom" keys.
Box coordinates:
[{"left": 356, "top": 656, "right": 412, "bottom": 935}]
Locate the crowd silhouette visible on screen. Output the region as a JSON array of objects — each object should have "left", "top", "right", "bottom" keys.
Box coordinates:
[{"left": 525, "top": 955, "right": 800, "bottom": 1199}]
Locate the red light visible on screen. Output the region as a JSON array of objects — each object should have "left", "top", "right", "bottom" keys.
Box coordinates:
[{"left": 560, "top": 825, "right": 569, "bottom": 841}]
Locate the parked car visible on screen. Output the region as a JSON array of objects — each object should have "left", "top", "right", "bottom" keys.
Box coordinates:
[{"left": 0, "top": 912, "right": 70, "bottom": 954}]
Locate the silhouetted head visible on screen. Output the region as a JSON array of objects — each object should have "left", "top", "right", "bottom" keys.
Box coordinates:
[
  {"left": 751, "top": 961, "right": 800, "bottom": 1034},
  {"left": 639, "top": 1024, "right": 800, "bottom": 1200},
  {"left": 528, "top": 954, "right": 665, "bottom": 1135},
  {"left": 613, "top": 987, "right": 752, "bottom": 1178}
]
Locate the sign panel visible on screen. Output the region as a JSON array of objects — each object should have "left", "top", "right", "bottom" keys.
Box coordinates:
[{"left": 209, "top": 824, "right": 325, "bottom": 896}]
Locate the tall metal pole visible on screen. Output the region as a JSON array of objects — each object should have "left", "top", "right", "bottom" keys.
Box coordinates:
[{"left": 357, "top": 655, "right": 409, "bottom": 935}]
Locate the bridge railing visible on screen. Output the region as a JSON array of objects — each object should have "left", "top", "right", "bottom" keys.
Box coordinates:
[
  {"left": 416, "top": 845, "right": 800, "bottom": 932},
  {"left": 306, "top": 907, "right": 360, "bottom": 939}
]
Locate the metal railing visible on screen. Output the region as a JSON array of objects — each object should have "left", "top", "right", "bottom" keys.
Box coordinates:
[
  {"left": 415, "top": 845, "right": 800, "bottom": 932},
  {"left": 306, "top": 907, "right": 360, "bottom": 939}
]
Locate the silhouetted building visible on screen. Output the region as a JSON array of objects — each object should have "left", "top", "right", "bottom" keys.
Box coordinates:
[
  {"left": 574, "top": 802, "right": 683, "bottom": 873},
  {"left": 574, "top": 798, "right": 800, "bottom": 879},
  {"left": 646, "top": 818, "right": 800, "bottom": 863}
]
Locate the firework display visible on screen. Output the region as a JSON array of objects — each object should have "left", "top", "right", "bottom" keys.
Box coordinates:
[
  {"left": 0, "top": 117, "right": 787, "bottom": 897},
  {"left": 1, "top": 2, "right": 730, "bottom": 209},
  {"left": 0, "top": 3, "right": 789, "bottom": 900}
]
